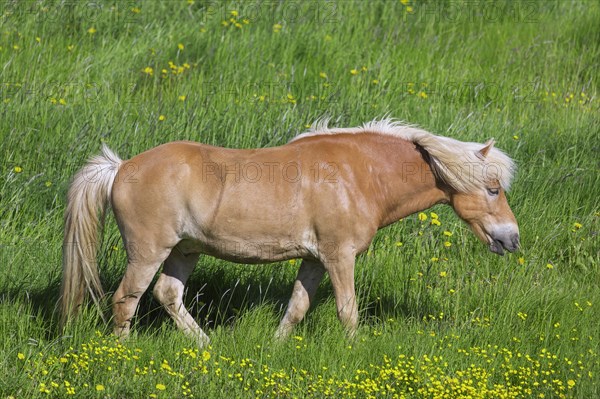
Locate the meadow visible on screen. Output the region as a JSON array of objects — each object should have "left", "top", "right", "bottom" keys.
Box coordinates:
[{"left": 0, "top": 0, "right": 599, "bottom": 397}]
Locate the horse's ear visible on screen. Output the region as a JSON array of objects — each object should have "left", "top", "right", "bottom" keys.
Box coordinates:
[{"left": 477, "top": 138, "right": 495, "bottom": 159}]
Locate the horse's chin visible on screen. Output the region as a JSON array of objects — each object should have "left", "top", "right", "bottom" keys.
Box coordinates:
[
  {"left": 488, "top": 239, "right": 505, "bottom": 256},
  {"left": 472, "top": 225, "right": 505, "bottom": 255},
  {"left": 486, "top": 232, "right": 519, "bottom": 256}
]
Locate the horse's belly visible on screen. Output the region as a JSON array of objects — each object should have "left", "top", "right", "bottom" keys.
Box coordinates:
[{"left": 178, "top": 236, "right": 308, "bottom": 264}]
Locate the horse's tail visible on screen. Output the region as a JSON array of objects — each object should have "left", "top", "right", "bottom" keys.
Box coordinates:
[{"left": 60, "top": 144, "right": 123, "bottom": 327}]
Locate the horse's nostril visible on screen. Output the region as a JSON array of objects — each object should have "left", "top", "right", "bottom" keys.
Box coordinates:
[
  {"left": 494, "top": 233, "right": 519, "bottom": 253},
  {"left": 511, "top": 234, "right": 520, "bottom": 248}
]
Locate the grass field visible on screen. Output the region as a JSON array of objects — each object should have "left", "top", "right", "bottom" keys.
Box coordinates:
[{"left": 1, "top": 0, "right": 599, "bottom": 397}]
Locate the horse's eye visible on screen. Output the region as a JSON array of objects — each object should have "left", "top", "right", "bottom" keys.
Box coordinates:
[{"left": 487, "top": 188, "right": 500, "bottom": 196}]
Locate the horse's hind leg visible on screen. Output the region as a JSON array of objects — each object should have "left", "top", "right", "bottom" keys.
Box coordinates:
[
  {"left": 153, "top": 248, "right": 209, "bottom": 346},
  {"left": 275, "top": 259, "right": 325, "bottom": 340},
  {"left": 113, "top": 243, "right": 172, "bottom": 338}
]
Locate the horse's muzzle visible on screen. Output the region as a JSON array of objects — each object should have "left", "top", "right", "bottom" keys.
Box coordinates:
[{"left": 489, "top": 233, "right": 520, "bottom": 256}]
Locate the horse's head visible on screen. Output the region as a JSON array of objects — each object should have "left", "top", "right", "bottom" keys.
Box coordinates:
[{"left": 448, "top": 140, "right": 519, "bottom": 255}]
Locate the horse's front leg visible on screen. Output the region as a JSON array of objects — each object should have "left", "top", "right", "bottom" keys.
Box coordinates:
[
  {"left": 275, "top": 259, "right": 325, "bottom": 340},
  {"left": 323, "top": 252, "right": 358, "bottom": 336}
]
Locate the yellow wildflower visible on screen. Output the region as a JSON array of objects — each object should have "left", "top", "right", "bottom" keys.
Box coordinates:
[
  {"left": 87, "top": 27, "right": 96, "bottom": 34},
  {"left": 418, "top": 212, "right": 427, "bottom": 221},
  {"left": 156, "top": 383, "right": 166, "bottom": 390},
  {"left": 14, "top": 166, "right": 22, "bottom": 173},
  {"left": 96, "top": 385, "right": 105, "bottom": 391}
]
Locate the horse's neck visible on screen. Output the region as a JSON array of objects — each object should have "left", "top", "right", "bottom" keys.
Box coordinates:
[{"left": 373, "top": 140, "right": 449, "bottom": 228}]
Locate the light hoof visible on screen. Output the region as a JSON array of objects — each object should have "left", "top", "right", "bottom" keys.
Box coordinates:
[
  {"left": 197, "top": 333, "right": 211, "bottom": 348},
  {"left": 113, "top": 325, "right": 130, "bottom": 340},
  {"left": 274, "top": 324, "right": 293, "bottom": 341}
]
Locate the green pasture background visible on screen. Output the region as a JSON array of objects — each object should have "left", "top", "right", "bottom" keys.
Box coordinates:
[{"left": 0, "top": 0, "right": 598, "bottom": 397}]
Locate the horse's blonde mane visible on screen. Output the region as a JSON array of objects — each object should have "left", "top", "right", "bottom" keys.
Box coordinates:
[{"left": 291, "top": 118, "right": 515, "bottom": 193}]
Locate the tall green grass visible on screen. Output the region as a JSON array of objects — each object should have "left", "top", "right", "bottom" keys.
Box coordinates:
[{"left": 1, "top": 1, "right": 598, "bottom": 397}]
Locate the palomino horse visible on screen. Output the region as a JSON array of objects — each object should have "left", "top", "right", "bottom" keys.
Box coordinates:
[{"left": 61, "top": 119, "right": 519, "bottom": 345}]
